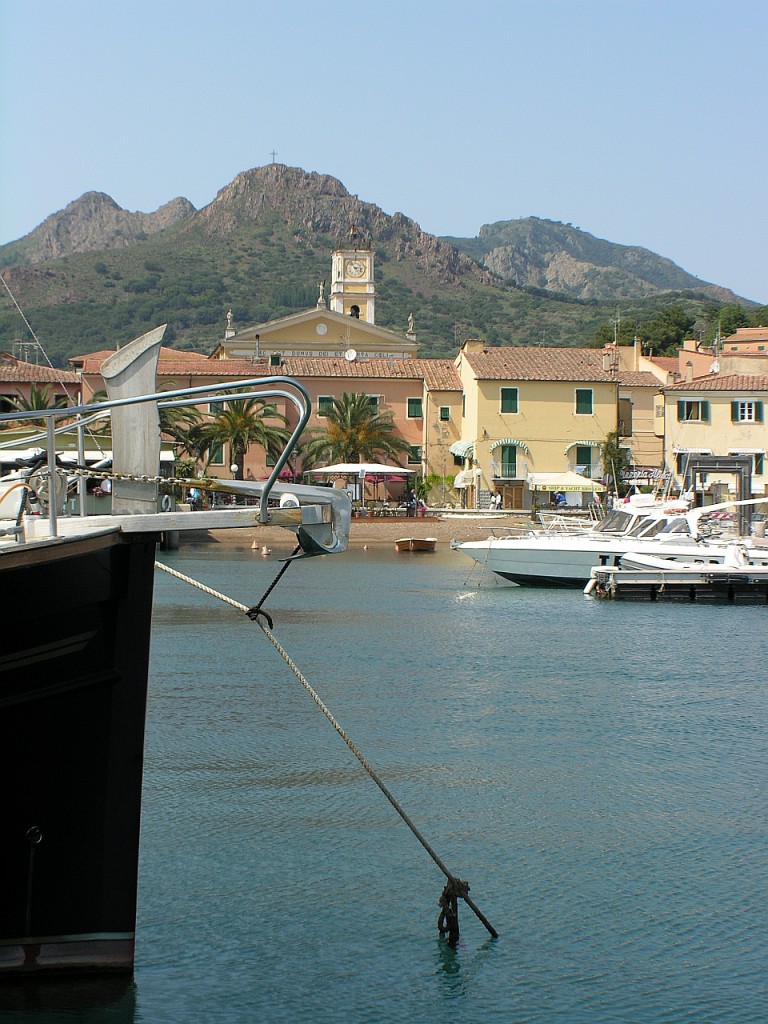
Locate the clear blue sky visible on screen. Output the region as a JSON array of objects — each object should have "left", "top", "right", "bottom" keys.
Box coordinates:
[{"left": 2, "top": 0, "right": 766, "bottom": 303}]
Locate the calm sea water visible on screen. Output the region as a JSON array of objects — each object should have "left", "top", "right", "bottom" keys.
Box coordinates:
[{"left": 4, "top": 541, "right": 767, "bottom": 1023}]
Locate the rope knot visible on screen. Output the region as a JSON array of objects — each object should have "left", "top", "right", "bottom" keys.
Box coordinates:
[
  {"left": 246, "top": 606, "right": 274, "bottom": 629},
  {"left": 437, "top": 876, "right": 469, "bottom": 947}
]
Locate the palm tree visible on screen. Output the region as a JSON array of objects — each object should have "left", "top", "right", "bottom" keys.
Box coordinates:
[
  {"left": 188, "top": 394, "right": 290, "bottom": 478},
  {"left": 6, "top": 384, "right": 71, "bottom": 426},
  {"left": 301, "top": 392, "right": 413, "bottom": 466},
  {"left": 156, "top": 384, "right": 203, "bottom": 456}
]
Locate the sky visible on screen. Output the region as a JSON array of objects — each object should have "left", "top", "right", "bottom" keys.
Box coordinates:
[{"left": 1, "top": 0, "right": 766, "bottom": 303}]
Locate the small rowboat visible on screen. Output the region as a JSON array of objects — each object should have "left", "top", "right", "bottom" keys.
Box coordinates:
[{"left": 394, "top": 537, "right": 437, "bottom": 553}]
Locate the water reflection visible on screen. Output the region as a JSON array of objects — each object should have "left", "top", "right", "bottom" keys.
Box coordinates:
[{"left": 0, "top": 977, "right": 136, "bottom": 1022}]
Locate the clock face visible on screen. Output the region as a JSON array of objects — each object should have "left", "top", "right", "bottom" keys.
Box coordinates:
[{"left": 345, "top": 259, "right": 366, "bottom": 278}]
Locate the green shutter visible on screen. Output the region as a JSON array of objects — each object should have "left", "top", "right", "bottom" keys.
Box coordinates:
[
  {"left": 677, "top": 400, "right": 685, "bottom": 421},
  {"left": 756, "top": 402, "right": 764, "bottom": 423},
  {"left": 501, "top": 388, "right": 518, "bottom": 413},
  {"left": 701, "top": 401, "right": 710, "bottom": 422},
  {"left": 731, "top": 401, "right": 740, "bottom": 422}
]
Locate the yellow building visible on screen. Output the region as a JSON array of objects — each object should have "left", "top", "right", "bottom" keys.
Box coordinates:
[
  {"left": 661, "top": 372, "right": 768, "bottom": 498},
  {"left": 453, "top": 341, "right": 620, "bottom": 509}
]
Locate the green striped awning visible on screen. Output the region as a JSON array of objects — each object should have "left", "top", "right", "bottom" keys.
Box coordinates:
[
  {"left": 489, "top": 438, "right": 530, "bottom": 456},
  {"left": 449, "top": 440, "right": 475, "bottom": 458},
  {"left": 563, "top": 440, "right": 601, "bottom": 455}
]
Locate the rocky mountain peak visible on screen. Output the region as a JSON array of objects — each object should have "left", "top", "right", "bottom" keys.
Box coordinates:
[{"left": 14, "top": 191, "right": 196, "bottom": 263}]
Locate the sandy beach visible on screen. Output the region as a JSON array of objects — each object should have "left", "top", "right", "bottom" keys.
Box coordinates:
[{"left": 185, "top": 512, "right": 532, "bottom": 549}]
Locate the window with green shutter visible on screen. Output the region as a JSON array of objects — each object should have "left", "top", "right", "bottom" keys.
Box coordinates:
[
  {"left": 500, "top": 387, "right": 518, "bottom": 413},
  {"left": 731, "top": 400, "right": 763, "bottom": 422},
  {"left": 439, "top": 406, "right": 450, "bottom": 421},
  {"left": 317, "top": 395, "right": 334, "bottom": 417},
  {"left": 574, "top": 446, "right": 593, "bottom": 475},
  {"left": 677, "top": 400, "right": 709, "bottom": 422},
  {"left": 500, "top": 445, "right": 517, "bottom": 477},
  {"left": 575, "top": 389, "right": 593, "bottom": 414},
  {"left": 407, "top": 397, "right": 423, "bottom": 418}
]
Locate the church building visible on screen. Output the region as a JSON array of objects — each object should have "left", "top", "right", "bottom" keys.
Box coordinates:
[{"left": 211, "top": 227, "right": 418, "bottom": 363}]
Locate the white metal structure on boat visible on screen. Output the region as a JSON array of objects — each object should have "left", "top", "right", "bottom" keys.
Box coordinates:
[
  {"left": 453, "top": 495, "right": 768, "bottom": 587},
  {"left": 0, "top": 326, "right": 351, "bottom": 557}
]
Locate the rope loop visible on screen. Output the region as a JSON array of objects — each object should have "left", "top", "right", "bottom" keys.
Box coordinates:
[
  {"left": 438, "top": 876, "right": 469, "bottom": 947},
  {"left": 246, "top": 606, "right": 274, "bottom": 630}
]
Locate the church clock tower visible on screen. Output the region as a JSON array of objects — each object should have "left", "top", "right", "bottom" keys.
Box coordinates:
[{"left": 329, "top": 225, "right": 375, "bottom": 324}]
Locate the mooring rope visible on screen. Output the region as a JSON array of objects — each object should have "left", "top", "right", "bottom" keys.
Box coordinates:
[
  {"left": 154, "top": 559, "right": 498, "bottom": 943},
  {"left": 462, "top": 534, "right": 497, "bottom": 589}
]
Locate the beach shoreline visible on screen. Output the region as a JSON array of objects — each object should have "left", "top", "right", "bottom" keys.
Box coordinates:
[{"left": 181, "top": 513, "right": 533, "bottom": 548}]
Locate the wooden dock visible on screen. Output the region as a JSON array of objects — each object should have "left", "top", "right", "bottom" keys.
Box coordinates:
[{"left": 585, "top": 565, "right": 768, "bottom": 603}]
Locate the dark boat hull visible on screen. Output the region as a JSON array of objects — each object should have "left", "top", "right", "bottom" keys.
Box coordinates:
[{"left": 0, "top": 531, "right": 157, "bottom": 976}]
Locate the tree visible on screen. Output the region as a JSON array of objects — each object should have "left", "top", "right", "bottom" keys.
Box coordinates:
[
  {"left": 600, "top": 430, "right": 632, "bottom": 497},
  {"left": 717, "top": 303, "right": 750, "bottom": 338},
  {"left": 636, "top": 305, "right": 695, "bottom": 356},
  {"left": 188, "top": 395, "right": 290, "bottom": 478},
  {"left": 6, "top": 384, "right": 70, "bottom": 426},
  {"left": 301, "top": 392, "right": 413, "bottom": 466},
  {"left": 156, "top": 383, "right": 203, "bottom": 455},
  {"left": 592, "top": 314, "right": 637, "bottom": 348}
]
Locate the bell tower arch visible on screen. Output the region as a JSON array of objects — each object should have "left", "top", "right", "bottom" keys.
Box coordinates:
[{"left": 329, "top": 225, "right": 375, "bottom": 323}]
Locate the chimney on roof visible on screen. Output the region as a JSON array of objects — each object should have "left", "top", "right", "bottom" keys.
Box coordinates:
[{"left": 685, "top": 360, "right": 693, "bottom": 383}]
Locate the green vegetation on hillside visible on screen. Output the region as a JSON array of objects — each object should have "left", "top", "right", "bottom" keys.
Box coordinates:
[{"left": 1, "top": 178, "right": 763, "bottom": 367}]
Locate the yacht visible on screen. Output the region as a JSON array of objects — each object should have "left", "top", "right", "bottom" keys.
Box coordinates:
[{"left": 452, "top": 496, "right": 767, "bottom": 587}]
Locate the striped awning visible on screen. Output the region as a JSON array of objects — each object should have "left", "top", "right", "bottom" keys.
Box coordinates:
[
  {"left": 489, "top": 438, "right": 530, "bottom": 456},
  {"left": 449, "top": 440, "right": 475, "bottom": 458},
  {"left": 563, "top": 440, "right": 601, "bottom": 455}
]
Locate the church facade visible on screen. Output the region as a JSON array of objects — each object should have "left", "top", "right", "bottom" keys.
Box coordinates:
[{"left": 211, "top": 227, "right": 417, "bottom": 363}]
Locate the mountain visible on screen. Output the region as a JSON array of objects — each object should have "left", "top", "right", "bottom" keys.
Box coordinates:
[
  {"left": 7, "top": 192, "right": 196, "bottom": 264},
  {"left": 442, "top": 217, "right": 745, "bottom": 304},
  {"left": 0, "top": 165, "right": 754, "bottom": 367}
]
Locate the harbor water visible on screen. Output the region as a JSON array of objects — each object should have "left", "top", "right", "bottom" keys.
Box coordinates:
[{"left": 7, "top": 541, "right": 768, "bottom": 1023}]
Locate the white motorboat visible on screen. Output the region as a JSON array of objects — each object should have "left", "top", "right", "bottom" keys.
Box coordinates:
[{"left": 452, "top": 495, "right": 768, "bottom": 587}]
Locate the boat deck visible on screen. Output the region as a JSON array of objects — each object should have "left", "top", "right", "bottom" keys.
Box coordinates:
[{"left": 586, "top": 565, "right": 768, "bottom": 602}]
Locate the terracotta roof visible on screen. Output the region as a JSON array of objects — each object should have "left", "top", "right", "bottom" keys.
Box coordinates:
[
  {"left": 722, "top": 327, "right": 768, "bottom": 343},
  {"left": 663, "top": 373, "right": 768, "bottom": 393},
  {"left": 462, "top": 346, "right": 616, "bottom": 382},
  {"left": 0, "top": 356, "right": 79, "bottom": 384},
  {"left": 71, "top": 350, "right": 462, "bottom": 390},
  {"left": 617, "top": 371, "right": 663, "bottom": 388},
  {"left": 70, "top": 345, "right": 206, "bottom": 368},
  {"left": 154, "top": 358, "right": 270, "bottom": 378},
  {"left": 264, "top": 357, "right": 461, "bottom": 390},
  {"left": 647, "top": 356, "right": 678, "bottom": 371}
]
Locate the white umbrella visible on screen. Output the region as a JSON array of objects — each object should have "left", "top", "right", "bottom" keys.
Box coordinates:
[{"left": 304, "top": 463, "right": 416, "bottom": 476}]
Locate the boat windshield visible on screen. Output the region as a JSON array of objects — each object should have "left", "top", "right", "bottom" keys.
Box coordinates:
[
  {"left": 592, "top": 510, "right": 634, "bottom": 534},
  {"left": 627, "top": 516, "right": 691, "bottom": 539}
]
